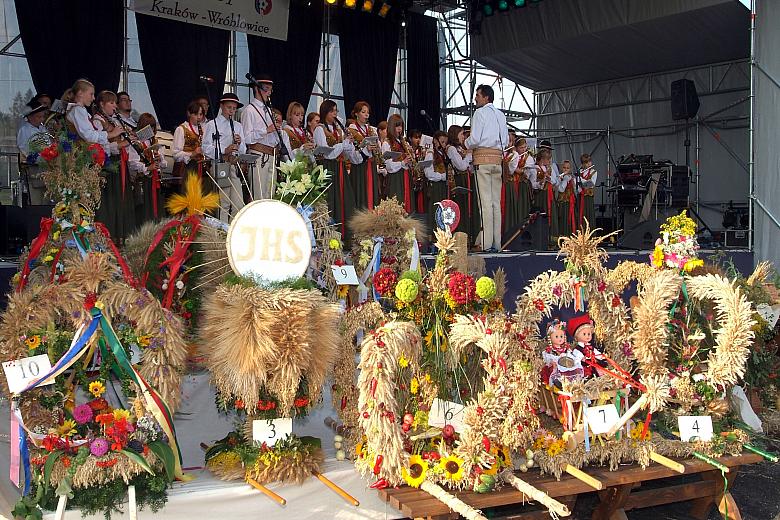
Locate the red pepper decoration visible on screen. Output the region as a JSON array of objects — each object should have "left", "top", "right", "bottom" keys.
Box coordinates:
[
  {"left": 369, "top": 478, "right": 388, "bottom": 489},
  {"left": 373, "top": 455, "right": 384, "bottom": 475}
]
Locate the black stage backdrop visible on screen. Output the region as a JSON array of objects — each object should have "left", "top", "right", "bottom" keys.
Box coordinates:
[
  {"left": 15, "top": 0, "right": 123, "bottom": 97},
  {"left": 135, "top": 13, "right": 229, "bottom": 131},
  {"left": 406, "top": 13, "right": 441, "bottom": 133},
  {"left": 338, "top": 11, "right": 400, "bottom": 124},
  {"left": 246, "top": 1, "right": 323, "bottom": 115}
]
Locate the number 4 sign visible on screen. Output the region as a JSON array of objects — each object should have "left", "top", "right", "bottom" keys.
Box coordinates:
[
  {"left": 252, "top": 418, "right": 293, "bottom": 446},
  {"left": 2, "top": 354, "right": 54, "bottom": 394},
  {"left": 678, "top": 416, "right": 713, "bottom": 442}
]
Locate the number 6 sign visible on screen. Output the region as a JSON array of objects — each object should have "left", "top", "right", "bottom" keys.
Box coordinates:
[
  {"left": 428, "top": 398, "right": 466, "bottom": 432},
  {"left": 3, "top": 354, "right": 54, "bottom": 394}
]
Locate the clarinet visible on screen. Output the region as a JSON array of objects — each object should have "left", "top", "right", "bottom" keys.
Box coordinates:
[
  {"left": 227, "top": 116, "right": 240, "bottom": 164},
  {"left": 262, "top": 95, "right": 290, "bottom": 160}
]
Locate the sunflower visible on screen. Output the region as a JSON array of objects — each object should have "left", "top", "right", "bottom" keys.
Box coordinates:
[
  {"left": 24, "top": 335, "right": 41, "bottom": 350},
  {"left": 496, "top": 446, "right": 512, "bottom": 468},
  {"left": 112, "top": 409, "right": 131, "bottom": 422},
  {"left": 439, "top": 454, "right": 465, "bottom": 482},
  {"left": 355, "top": 440, "right": 366, "bottom": 458},
  {"left": 88, "top": 381, "right": 106, "bottom": 398},
  {"left": 58, "top": 419, "right": 77, "bottom": 437},
  {"left": 402, "top": 455, "right": 428, "bottom": 488}
]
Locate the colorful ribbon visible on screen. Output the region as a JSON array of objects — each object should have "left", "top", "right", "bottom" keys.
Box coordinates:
[
  {"left": 583, "top": 398, "right": 591, "bottom": 452},
  {"left": 403, "top": 169, "right": 412, "bottom": 214},
  {"left": 94, "top": 223, "right": 139, "bottom": 288},
  {"left": 358, "top": 237, "right": 383, "bottom": 303},
  {"left": 16, "top": 217, "right": 53, "bottom": 293}
]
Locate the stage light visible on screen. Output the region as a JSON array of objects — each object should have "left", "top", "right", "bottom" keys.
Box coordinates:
[
  {"left": 345, "top": 0, "right": 357, "bottom": 8},
  {"left": 513, "top": 0, "right": 525, "bottom": 6},
  {"left": 497, "top": 0, "right": 508, "bottom": 10},
  {"left": 482, "top": 1, "right": 494, "bottom": 16},
  {"left": 378, "top": 1, "right": 390, "bottom": 16},
  {"left": 325, "top": 0, "right": 338, "bottom": 5},
  {"left": 361, "top": 0, "right": 373, "bottom": 11}
]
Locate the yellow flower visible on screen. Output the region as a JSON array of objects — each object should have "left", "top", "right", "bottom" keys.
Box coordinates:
[
  {"left": 89, "top": 381, "right": 106, "bottom": 397},
  {"left": 58, "top": 419, "right": 77, "bottom": 437},
  {"left": 24, "top": 335, "right": 41, "bottom": 350},
  {"left": 402, "top": 455, "right": 428, "bottom": 488},
  {"left": 137, "top": 335, "right": 152, "bottom": 347},
  {"left": 337, "top": 285, "right": 349, "bottom": 299},
  {"left": 112, "top": 409, "right": 131, "bottom": 422},
  {"left": 439, "top": 454, "right": 465, "bottom": 482},
  {"left": 52, "top": 230, "right": 61, "bottom": 240},
  {"left": 546, "top": 439, "right": 566, "bottom": 457},
  {"left": 496, "top": 446, "right": 512, "bottom": 468},
  {"left": 683, "top": 258, "right": 703, "bottom": 272},
  {"left": 355, "top": 440, "right": 366, "bottom": 458},
  {"left": 651, "top": 246, "right": 664, "bottom": 268},
  {"left": 410, "top": 377, "right": 419, "bottom": 395},
  {"left": 398, "top": 354, "right": 409, "bottom": 368},
  {"left": 424, "top": 373, "right": 431, "bottom": 384},
  {"left": 328, "top": 238, "right": 342, "bottom": 250},
  {"left": 42, "top": 255, "right": 54, "bottom": 263}
]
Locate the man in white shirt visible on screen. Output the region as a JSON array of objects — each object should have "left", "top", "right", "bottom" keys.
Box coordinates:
[
  {"left": 465, "top": 84, "right": 509, "bottom": 252},
  {"left": 242, "top": 73, "right": 286, "bottom": 199},
  {"left": 115, "top": 92, "right": 137, "bottom": 130},
  {"left": 17, "top": 101, "right": 50, "bottom": 205},
  {"left": 202, "top": 92, "right": 246, "bottom": 222}
]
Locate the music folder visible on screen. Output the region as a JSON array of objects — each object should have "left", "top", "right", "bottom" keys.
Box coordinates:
[{"left": 383, "top": 151, "right": 402, "bottom": 161}]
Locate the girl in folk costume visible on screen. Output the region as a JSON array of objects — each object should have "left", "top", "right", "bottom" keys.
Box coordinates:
[
  {"left": 306, "top": 112, "right": 320, "bottom": 139},
  {"left": 578, "top": 153, "right": 598, "bottom": 228},
  {"left": 90, "top": 90, "right": 138, "bottom": 240},
  {"left": 64, "top": 80, "right": 124, "bottom": 232},
  {"left": 445, "top": 125, "right": 477, "bottom": 243},
  {"left": 427, "top": 131, "right": 450, "bottom": 240},
  {"left": 529, "top": 147, "right": 559, "bottom": 245},
  {"left": 556, "top": 159, "right": 576, "bottom": 238},
  {"left": 503, "top": 137, "right": 532, "bottom": 235},
  {"left": 541, "top": 319, "right": 585, "bottom": 390},
  {"left": 313, "top": 99, "right": 357, "bottom": 238},
  {"left": 133, "top": 113, "right": 167, "bottom": 226},
  {"left": 348, "top": 101, "right": 381, "bottom": 211},
  {"left": 382, "top": 114, "right": 414, "bottom": 214},
  {"left": 409, "top": 129, "right": 430, "bottom": 216},
  {"left": 172, "top": 101, "right": 210, "bottom": 195},
  {"left": 283, "top": 102, "right": 315, "bottom": 158},
  {"left": 375, "top": 120, "right": 389, "bottom": 198}
]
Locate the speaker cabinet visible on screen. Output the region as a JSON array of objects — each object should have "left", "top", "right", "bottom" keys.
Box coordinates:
[
  {"left": 671, "top": 79, "right": 700, "bottom": 120},
  {"left": 0, "top": 205, "right": 53, "bottom": 255},
  {"left": 503, "top": 213, "right": 550, "bottom": 251}
]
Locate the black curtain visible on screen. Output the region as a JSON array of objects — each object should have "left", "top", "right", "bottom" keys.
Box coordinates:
[
  {"left": 135, "top": 13, "right": 229, "bottom": 131},
  {"left": 406, "top": 13, "right": 441, "bottom": 133},
  {"left": 246, "top": 1, "right": 323, "bottom": 115},
  {"left": 338, "top": 11, "right": 400, "bottom": 124},
  {"left": 15, "top": 0, "right": 123, "bottom": 97}
]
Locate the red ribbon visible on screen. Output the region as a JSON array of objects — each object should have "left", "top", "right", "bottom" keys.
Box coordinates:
[
  {"left": 558, "top": 394, "right": 570, "bottom": 429},
  {"left": 49, "top": 244, "right": 65, "bottom": 283},
  {"left": 94, "top": 222, "right": 139, "bottom": 288},
  {"left": 120, "top": 147, "right": 128, "bottom": 198},
  {"left": 641, "top": 412, "right": 652, "bottom": 439},
  {"left": 151, "top": 169, "right": 161, "bottom": 219},
  {"left": 568, "top": 192, "right": 577, "bottom": 231},
  {"left": 16, "top": 217, "right": 53, "bottom": 293},
  {"left": 403, "top": 169, "right": 412, "bottom": 213},
  {"left": 366, "top": 158, "right": 374, "bottom": 210},
  {"left": 416, "top": 190, "right": 425, "bottom": 214},
  {"left": 546, "top": 183, "right": 554, "bottom": 216},
  {"left": 338, "top": 159, "right": 346, "bottom": 236},
  {"left": 197, "top": 161, "right": 202, "bottom": 180},
  {"left": 578, "top": 191, "right": 585, "bottom": 227},
  {"left": 159, "top": 217, "right": 202, "bottom": 308}
]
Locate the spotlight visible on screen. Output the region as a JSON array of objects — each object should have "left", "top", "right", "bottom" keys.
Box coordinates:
[
  {"left": 325, "top": 0, "right": 338, "bottom": 5},
  {"left": 345, "top": 0, "right": 356, "bottom": 8},
  {"left": 497, "top": 0, "right": 508, "bottom": 10},
  {"left": 513, "top": 0, "right": 525, "bottom": 6},
  {"left": 378, "top": 1, "right": 390, "bottom": 16},
  {"left": 361, "top": 0, "right": 373, "bottom": 11},
  {"left": 482, "top": 1, "right": 494, "bottom": 16}
]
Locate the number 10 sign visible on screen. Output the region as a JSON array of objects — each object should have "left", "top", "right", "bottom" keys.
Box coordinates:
[{"left": 2, "top": 354, "right": 53, "bottom": 394}]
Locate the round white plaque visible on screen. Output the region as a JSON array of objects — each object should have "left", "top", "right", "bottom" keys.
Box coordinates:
[{"left": 226, "top": 200, "right": 311, "bottom": 282}]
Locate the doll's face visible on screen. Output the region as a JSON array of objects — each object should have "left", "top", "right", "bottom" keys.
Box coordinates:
[
  {"left": 575, "top": 326, "right": 593, "bottom": 343},
  {"left": 550, "top": 329, "right": 566, "bottom": 347}
]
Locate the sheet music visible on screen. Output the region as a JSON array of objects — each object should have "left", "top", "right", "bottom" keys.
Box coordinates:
[
  {"left": 383, "top": 151, "right": 402, "bottom": 160},
  {"left": 135, "top": 125, "right": 155, "bottom": 141},
  {"left": 313, "top": 146, "right": 335, "bottom": 156},
  {"left": 417, "top": 159, "right": 433, "bottom": 170}
]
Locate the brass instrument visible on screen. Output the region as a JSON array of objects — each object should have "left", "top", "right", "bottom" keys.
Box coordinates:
[
  {"left": 437, "top": 147, "right": 455, "bottom": 192},
  {"left": 227, "top": 116, "right": 240, "bottom": 165},
  {"left": 400, "top": 136, "right": 424, "bottom": 192},
  {"left": 95, "top": 107, "right": 152, "bottom": 165}
]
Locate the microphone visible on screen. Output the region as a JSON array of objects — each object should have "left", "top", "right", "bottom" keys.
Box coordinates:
[
  {"left": 199, "top": 75, "right": 215, "bottom": 83},
  {"left": 420, "top": 109, "right": 435, "bottom": 131},
  {"left": 245, "top": 72, "right": 259, "bottom": 87}
]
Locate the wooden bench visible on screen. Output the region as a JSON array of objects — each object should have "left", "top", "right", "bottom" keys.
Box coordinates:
[{"left": 377, "top": 452, "right": 763, "bottom": 520}]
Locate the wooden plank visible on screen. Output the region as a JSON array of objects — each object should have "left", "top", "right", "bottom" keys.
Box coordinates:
[
  {"left": 623, "top": 481, "right": 716, "bottom": 510},
  {"left": 592, "top": 483, "right": 632, "bottom": 520}
]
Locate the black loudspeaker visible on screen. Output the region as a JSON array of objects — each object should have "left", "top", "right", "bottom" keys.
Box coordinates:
[
  {"left": 502, "top": 212, "right": 550, "bottom": 251},
  {"left": 0, "top": 205, "right": 53, "bottom": 255},
  {"left": 671, "top": 79, "right": 700, "bottom": 120}
]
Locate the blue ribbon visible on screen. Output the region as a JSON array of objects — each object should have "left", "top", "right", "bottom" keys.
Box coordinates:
[
  {"left": 296, "top": 204, "right": 316, "bottom": 250},
  {"left": 19, "top": 425, "right": 30, "bottom": 494},
  {"left": 583, "top": 398, "right": 591, "bottom": 452},
  {"left": 372, "top": 239, "right": 382, "bottom": 302}
]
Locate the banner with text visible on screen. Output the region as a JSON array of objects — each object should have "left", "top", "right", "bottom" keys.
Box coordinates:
[{"left": 130, "top": 0, "right": 289, "bottom": 41}]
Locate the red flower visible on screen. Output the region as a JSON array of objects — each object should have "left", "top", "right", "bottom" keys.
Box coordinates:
[
  {"left": 447, "top": 272, "right": 476, "bottom": 305},
  {"left": 611, "top": 295, "right": 622, "bottom": 307},
  {"left": 294, "top": 397, "right": 309, "bottom": 408},
  {"left": 234, "top": 399, "right": 245, "bottom": 410},
  {"left": 88, "top": 143, "right": 106, "bottom": 167},
  {"left": 334, "top": 259, "right": 345, "bottom": 267},
  {"left": 372, "top": 267, "right": 398, "bottom": 296},
  {"left": 40, "top": 143, "right": 59, "bottom": 162},
  {"left": 88, "top": 398, "right": 109, "bottom": 412},
  {"left": 533, "top": 299, "right": 545, "bottom": 311},
  {"left": 96, "top": 458, "right": 118, "bottom": 468},
  {"left": 84, "top": 292, "right": 97, "bottom": 310},
  {"left": 62, "top": 456, "right": 71, "bottom": 468}
]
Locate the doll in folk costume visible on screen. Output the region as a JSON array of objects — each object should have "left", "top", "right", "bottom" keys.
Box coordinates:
[
  {"left": 568, "top": 313, "right": 608, "bottom": 379},
  {"left": 541, "top": 319, "right": 585, "bottom": 389}
]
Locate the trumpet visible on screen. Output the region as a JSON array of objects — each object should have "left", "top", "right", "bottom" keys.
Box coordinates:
[{"left": 400, "top": 136, "right": 424, "bottom": 192}]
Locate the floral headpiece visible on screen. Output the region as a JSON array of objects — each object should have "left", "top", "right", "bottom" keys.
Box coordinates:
[{"left": 546, "top": 318, "right": 567, "bottom": 338}]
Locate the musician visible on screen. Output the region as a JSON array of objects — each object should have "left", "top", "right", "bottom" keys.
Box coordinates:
[
  {"left": 313, "top": 99, "right": 357, "bottom": 237},
  {"left": 464, "top": 84, "right": 509, "bottom": 253},
  {"left": 134, "top": 113, "right": 167, "bottom": 225},
  {"left": 578, "top": 153, "right": 598, "bottom": 228},
  {"left": 556, "top": 160, "right": 576, "bottom": 238},
  {"left": 172, "top": 101, "right": 208, "bottom": 192},
  {"left": 529, "top": 148, "right": 559, "bottom": 247},
  {"left": 115, "top": 92, "right": 137, "bottom": 130},
  {"left": 383, "top": 114, "right": 414, "bottom": 214},
  {"left": 195, "top": 96, "right": 211, "bottom": 125},
  {"left": 348, "top": 101, "right": 380, "bottom": 211},
  {"left": 17, "top": 101, "right": 49, "bottom": 204},
  {"left": 446, "top": 125, "right": 476, "bottom": 241},
  {"left": 32, "top": 93, "right": 52, "bottom": 109},
  {"left": 202, "top": 92, "right": 246, "bottom": 222},
  {"left": 427, "top": 130, "right": 449, "bottom": 240},
  {"left": 91, "top": 90, "right": 137, "bottom": 240},
  {"left": 242, "top": 73, "right": 283, "bottom": 199},
  {"left": 306, "top": 112, "right": 320, "bottom": 137},
  {"left": 409, "top": 129, "right": 430, "bottom": 215},
  {"left": 503, "top": 137, "right": 532, "bottom": 236},
  {"left": 284, "top": 102, "right": 315, "bottom": 159}
]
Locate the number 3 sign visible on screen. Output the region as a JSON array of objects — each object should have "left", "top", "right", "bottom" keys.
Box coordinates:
[
  {"left": 252, "top": 418, "right": 293, "bottom": 446},
  {"left": 3, "top": 354, "right": 54, "bottom": 394}
]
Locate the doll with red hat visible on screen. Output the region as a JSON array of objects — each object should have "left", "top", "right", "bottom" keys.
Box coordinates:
[
  {"left": 568, "top": 313, "right": 608, "bottom": 378},
  {"left": 542, "top": 319, "right": 585, "bottom": 389}
]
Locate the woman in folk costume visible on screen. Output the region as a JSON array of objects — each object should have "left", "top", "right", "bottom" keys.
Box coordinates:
[
  {"left": 283, "top": 102, "right": 315, "bottom": 158},
  {"left": 347, "top": 101, "right": 380, "bottom": 211},
  {"left": 90, "top": 90, "right": 138, "bottom": 240},
  {"left": 172, "top": 101, "right": 210, "bottom": 195},
  {"left": 382, "top": 114, "right": 414, "bottom": 214},
  {"left": 64, "top": 80, "right": 125, "bottom": 234},
  {"left": 578, "top": 153, "right": 598, "bottom": 228},
  {"left": 427, "top": 131, "right": 450, "bottom": 239},
  {"left": 503, "top": 137, "right": 532, "bottom": 236},
  {"left": 133, "top": 113, "right": 167, "bottom": 226},
  {"left": 313, "top": 99, "right": 357, "bottom": 238},
  {"left": 556, "top": 159, "right": 576, "bottom": 238},
  {"left": 376, "top": 120, "right": 389, "bottom": 198},
  {"left": 445, "top": 125, "right": 477, "bottom": 244},
  {"left": 408, "top": 129, "right": 430, "bottom": 216},
  {"left": 530, "top": 147, "right": 559, "bottom": 246}
]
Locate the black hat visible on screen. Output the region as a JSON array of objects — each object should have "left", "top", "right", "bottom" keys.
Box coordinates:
[
  {"left": 539, "top": 139, "right": 553, "bottom": 150},
  {"left": 255, "top": 73, "right": 273, "bottom": 85},
  {"left": 219, "top": 92, "right": 244, "bottom": 108},
  {"left": 24, "top": 100, "right": 47, "bottom": 117},
  {"left": 32, "top": 93, "right": 51, "bottom": 104}
]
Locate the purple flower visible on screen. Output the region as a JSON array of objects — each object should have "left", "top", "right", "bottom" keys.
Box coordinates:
[
  {"left": 126, "top": 439, "right": 144, "bottom": 453},
  {"left": 61, "top": 141, "right": 72, "bottom": 152},
  {"left": 552, "top": 285, "right": 562, "bottom": 297},
  {"left": 90, "top": 437, "right": 109, "bottom": 457},
  {"left": 73, "top": 404, "right": 93, "bottom": 424},
  {"left": 67, "top": 132, "right": 78, "bottom": 141},
  {"left": 26, "top": 152, "right": 39, "bottom": 164}
]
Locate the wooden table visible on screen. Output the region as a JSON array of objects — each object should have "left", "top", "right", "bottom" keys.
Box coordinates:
[{"left": 377, "top": 453, "right": 763, "bottom": 520}]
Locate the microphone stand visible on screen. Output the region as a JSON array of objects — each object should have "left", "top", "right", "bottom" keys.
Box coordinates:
[{"left": 201, "top": 78, "right": 222, "bottom": 174}]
